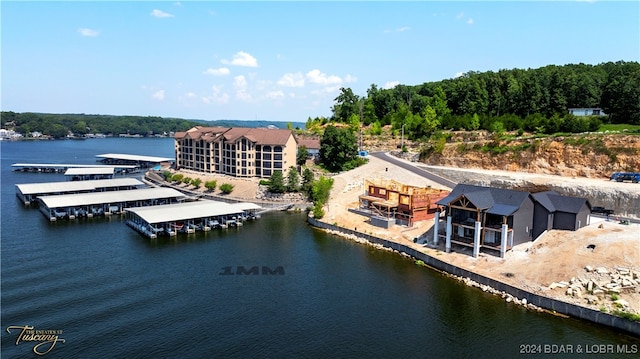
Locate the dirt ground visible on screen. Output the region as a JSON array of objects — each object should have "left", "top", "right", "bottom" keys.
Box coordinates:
[{"left": 321, "top": 154, "right": 640, "bottom": 315}]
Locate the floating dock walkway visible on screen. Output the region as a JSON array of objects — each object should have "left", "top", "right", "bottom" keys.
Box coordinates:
[
  {"left": 125, "top": 200, "right": 261, "bottom": 238},
  {"left": 16, "top": 178, "right": 146, "bottom": 205},
  {"left": 38, "top": 187, "right": 187, "bottom": 221}
]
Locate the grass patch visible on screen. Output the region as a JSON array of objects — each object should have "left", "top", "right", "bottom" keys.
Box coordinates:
[
  {"left": 612, "top": 310, "right": 640, "bottom": 322},
  {"left": 598, "top": 123, "right": 640, "bottom": 133}
]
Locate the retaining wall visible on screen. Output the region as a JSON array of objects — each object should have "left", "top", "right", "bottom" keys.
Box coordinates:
[{"left": 307, "top": 216, "right": 640, "bottom": 337}]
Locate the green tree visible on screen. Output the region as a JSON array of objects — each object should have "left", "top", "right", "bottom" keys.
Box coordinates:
[
  {"left": 204, "top": 180, "right": 217, "bottom": 191},
  {"left": 331, "top": 87, "right": 360, "bottom": 122},
  {"left": 296, "top": 145, "right": 308, "bottom": 166},
  {"left": 319, "top": 125, "right": 358, "bottom": 172},
  {"left": 219, "top": 183, "right": 234, "bottom": 194},
  {"left": 182, "top": 177, "right": 192, "bottom": 185},
  {"left": 268, "top": 170, "right": 286, "bottom": 193},
  {"left": 301, "top": 167, "right": 314, "bottom": 197},
  {"left": 286, "top": 166, "right": 299, "bottom": 192},
  {"left": 311, "top": 176, "right": 334, "bottom": 205},
  {"left": 171, "top": 173, "right": 184, "bottom": 182},
  {"left": 191, "top": 178, "right": 202, "bottom": 188}
]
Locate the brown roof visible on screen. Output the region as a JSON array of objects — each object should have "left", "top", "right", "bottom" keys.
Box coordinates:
[
  {"left": 174, "top": 126, "right": 293, "bottom": 146},
  {"left": 296, "top": 138, "right": 321, "bottom": 149}
]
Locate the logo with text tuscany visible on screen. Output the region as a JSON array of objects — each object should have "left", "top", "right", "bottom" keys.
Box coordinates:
[{"left": 6, "top": 325, "right": 65, "bottom": 355}]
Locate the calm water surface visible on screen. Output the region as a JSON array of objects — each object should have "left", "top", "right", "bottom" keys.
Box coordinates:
[{"left": 1, "top": 138, "right": 636, "bottom": 358}]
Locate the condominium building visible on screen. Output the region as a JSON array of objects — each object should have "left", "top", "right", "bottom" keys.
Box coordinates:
[{"left": 174, "top": 126, "right": 298, "bottom": 178}]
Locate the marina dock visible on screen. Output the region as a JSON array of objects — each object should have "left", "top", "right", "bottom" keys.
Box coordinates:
[
  {"left": 64, "top": 167, "right": 116, "bottom": 181},
  {"left": 125, "top": 200, "right": 261, "bottom": 238},
  {"left": 16, "top": 178, "right": 146, "bottom": 205},
  {"left": 38, "top": 187, "right": 187, "bottom": 221},
  {"left": 95, "top": 153, "right": 174, "bottom": 168},
  {"left": 12, "top": 163, "right": 138, "bottom": 173}
]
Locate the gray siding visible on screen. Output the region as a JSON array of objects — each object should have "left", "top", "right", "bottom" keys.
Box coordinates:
[{"left": 512, "top": 196, "right": 534, "bottom": 246}]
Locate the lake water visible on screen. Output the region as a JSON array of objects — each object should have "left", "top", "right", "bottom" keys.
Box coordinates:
[{"left": 1, "top": 138, "right": 636, "bottom": 358}]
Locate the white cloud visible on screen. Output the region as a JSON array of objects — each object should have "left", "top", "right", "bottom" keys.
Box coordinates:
[
  {"left": 454, "top": 72, "right": 465, "bottom": 78},
  {"left": 383, "top": 81, "right": 400, "bottom": 89},
  {"left": 344, "top": 74, "right": 357, "bottom": 83},
  {"left": 467, "top": 18, "right": 474, "bottom": 25},
  {"left": 233, "top": 75, "right": 252, "bottom": 102},
  {"left": 152, "top": 90, "right": 165, "bottom": 100},
  {"left": 306, "top": 69, "right": 342, "bottom": 85},
  {"left": 221, "top": 51, "right": 258, "bottom": 67},
  {"left": 202, "top": 85, "right": 230, "bottom": 104},
  {"left": 151, "top": 9, "right": 174, "bottom": 18},
  {"left": 173, "top": 2, "right": 183, "bottom": 6},
  {"left": 78, "top": 28, "right": 99, "bottom": 37},
  {"left": 384, "top": 26, "right": 410, "bottom": 33},
  {"left": 277, "top": 72, "right": 305, "bottom": 88},
  {"left": 456, "top": 12, "right": 465, "bottom": 20},
  {"left": 266, "top": 90, "right": 285, "bottom": 100},
  {"left": 203, "top": 67, "right": 230, "bottom": 76}
]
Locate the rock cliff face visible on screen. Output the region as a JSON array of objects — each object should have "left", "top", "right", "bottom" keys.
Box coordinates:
[{"left": 423, "top": 134, "right": 640, "bottom": 179}]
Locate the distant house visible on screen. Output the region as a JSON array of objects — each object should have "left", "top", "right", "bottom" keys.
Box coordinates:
[
  {"left": 568, "top": 108, "right": 607, "bottom": 117},
  {"left": 435, "top": 184, "right": 591, "bottom": 258},
  {"left": 531, "top": 191, "right": 591, "bottom": 239},
  {"left": 296, "top": 138, "right": 321, "bottom": 159}
]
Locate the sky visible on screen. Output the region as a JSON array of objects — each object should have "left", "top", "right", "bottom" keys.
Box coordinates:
[{"left": 2, "top": 1, "right": 639, "bottom": 123}]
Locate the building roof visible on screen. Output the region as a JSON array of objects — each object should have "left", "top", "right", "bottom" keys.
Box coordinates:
[
  {"left": 296, "top": 138, "right": 321, "bottom": 150},
  {"left": 65, "top": 167, "right": 115, "bottom": 176},
  {"left": 125, "top": 200, "right": 261, "bottom": 224},
  {"left": 436, "top": 184, "right": 531, "bottom": 213},
  {"left": 174, "top": 126, "right": 294, "bottom": 146},
  {"left": 532, "top": 191, "right": 590, "bottom": 214},
  {"left": 38, "top": 187, "right": 185, "bottom": 208},
  {"left": 95, "top": 153, "right": 174, "bottom": 163},
  {"left": 16, "top": 178, "right": 145, "bottom": 195}
]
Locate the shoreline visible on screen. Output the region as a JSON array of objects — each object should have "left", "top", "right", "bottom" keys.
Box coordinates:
[{"left": 307, "top": 215, "right": 640, "bottom": 338}]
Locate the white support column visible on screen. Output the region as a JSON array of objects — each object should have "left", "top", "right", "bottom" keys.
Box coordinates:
[
  {"left": 473, "top": 220, "right": 481, "bottom": 258},
  {"left": 445, "top": 216, "right": 452, "bottom": 252},
  {"left": 500, "top": 223, "right": 508, "bottom": 258},
  {"left": 433, "top": 211, "right": 440, "bottom": 245}
]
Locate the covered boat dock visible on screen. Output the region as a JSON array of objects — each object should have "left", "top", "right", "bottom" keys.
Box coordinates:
[
  {"left": 125, "top": 200, "right": 262, "bottom": 238},
  {"left": 16, "top": 178, "right": 146, "bottom": 205},
  {"left": 12, "top": 163, "right": 138, "bottom": 173},
  {"left": 65, "top": 167, "right": 115, "bottom": 181},
  {"left": 38, "top": 187, "right": 187, "bottom": 221},
  {"left": 95, "top": 153, "right": 174, "bottom": 168}
]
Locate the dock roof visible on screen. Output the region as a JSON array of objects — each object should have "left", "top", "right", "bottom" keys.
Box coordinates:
[
  {"left": 95, "top": 153, "right": 174, "bottom": 163},
  {"left": 64, "top": 167, "right": 115, "bottom": 176},
  {"left": 125, "top": 200, "right": 261, "bottom": 224},
  {"left": 16, "top": 178, "right": 145, "bottom": 195},
  {"left": 12, "top": 163, "right": 137, "bottom": 169},
  {"left": 38, "top": 187, "right": 185, "bottom": 208}
]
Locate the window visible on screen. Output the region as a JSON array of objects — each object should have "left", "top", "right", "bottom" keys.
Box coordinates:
[
  {"left": 263, "top": 153, "right": 271, "bottom": 160},
  {"left": 379, "top": 189, "right": 386, "bottom": 195},
  {"left": 274, "top": 154, "right": 282, "bottom": 160},
  {"left": 274, "top": 146, "right": 282, "bottom": 152}
]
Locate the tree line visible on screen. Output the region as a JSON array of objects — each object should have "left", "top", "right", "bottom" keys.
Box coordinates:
[
  {"left": 322, "top": 61, "right": 640, "bottom": 140},
  {"left": 1, "top": 112, "right": 199, "bottom": 138}
]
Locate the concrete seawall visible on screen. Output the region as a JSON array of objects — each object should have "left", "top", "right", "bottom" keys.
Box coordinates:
[{"left": 307, "top": 216, "right": 640, "bottom": 338}]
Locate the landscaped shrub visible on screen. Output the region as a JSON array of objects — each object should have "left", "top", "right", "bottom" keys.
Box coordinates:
[{"left": 219, "top": 183, "right": 234, "bottom": 194}]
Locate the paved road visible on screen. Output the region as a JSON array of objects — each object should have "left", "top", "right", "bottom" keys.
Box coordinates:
[{"left": 369, "top": 152, "right": 457, "bottom": 189}]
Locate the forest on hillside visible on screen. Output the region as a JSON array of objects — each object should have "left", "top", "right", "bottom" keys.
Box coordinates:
[
  {"left": 0, "top": 112, "right": 300, "bottom": 139},
  {"left": 318, "top": 61, "right": 640, "bottom": 140}
]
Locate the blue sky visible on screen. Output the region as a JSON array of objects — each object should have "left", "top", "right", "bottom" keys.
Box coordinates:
[{"left": 2, "top": 1, "right": 639, "bottom": 123}]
